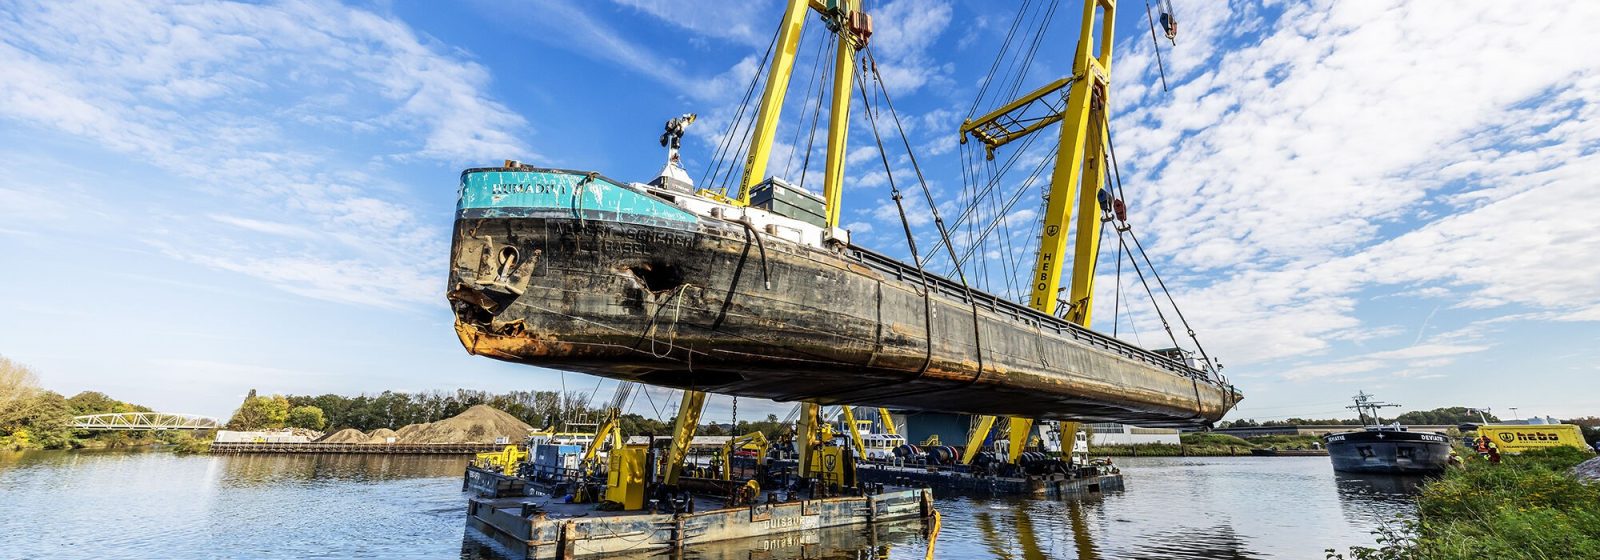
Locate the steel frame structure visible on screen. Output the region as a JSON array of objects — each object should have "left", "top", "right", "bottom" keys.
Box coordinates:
[{"left": 71, "top": 413, "right": 220, "bottom": 431}]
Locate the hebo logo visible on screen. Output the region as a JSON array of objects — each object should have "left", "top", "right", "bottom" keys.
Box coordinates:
[{"left": 1498, "top": 433, "right": 1515, "bottom": 443}]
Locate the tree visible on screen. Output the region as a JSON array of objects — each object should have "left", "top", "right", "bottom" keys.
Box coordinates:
[
  {"left": 0, "top": 355, "right": 42, "bottom": 429},
  {"left": 1569, "top": 417, "right": 1600, "bottom": 445},
  {"left": 66, "top": 391, "right": 150, "bottom": 416},
  {"left": 287, "top": 405, "right": 326, "bottom": 430},
  {"left": 226, "top": 390, "right": 290, "bottom": 430},
  {"left": 1395, "top": 407, "right": 1498, "bottom": 426},
  {"left": 24, "top": 391, "right": 73, "bottom": 449}
]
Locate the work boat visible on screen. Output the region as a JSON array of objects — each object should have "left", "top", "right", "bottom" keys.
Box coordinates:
[{"left": 446, "top": 0, "right": 1241, "bottom": 428}]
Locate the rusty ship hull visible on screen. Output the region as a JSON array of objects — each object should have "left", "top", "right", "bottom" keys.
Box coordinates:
[{"left": 448, "top": 167, "right": 1240, "bottom": 428}]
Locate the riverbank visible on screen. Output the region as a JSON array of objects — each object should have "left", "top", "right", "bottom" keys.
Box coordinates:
[
  {"left": 1092, "top": 433, "right": 1325, "bottom": 456},
  {"left": 1334, "top": 447, "right": 1599, "bottom": 560}
]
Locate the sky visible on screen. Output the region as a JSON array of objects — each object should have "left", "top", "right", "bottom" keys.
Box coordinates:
[{"left": 1, "top": 0, "right": 1596, "bottom": 424}]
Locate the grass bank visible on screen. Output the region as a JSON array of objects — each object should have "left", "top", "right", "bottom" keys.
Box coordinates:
[
  {"left": 1331, "top": 447, "right": 1600, "bottom": 560},
  {"left": 1092, "top": 433, "right": 1324, "bottom": 456}
]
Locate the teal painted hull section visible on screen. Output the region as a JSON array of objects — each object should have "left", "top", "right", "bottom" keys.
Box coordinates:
[{"left": 457, "top": 169, "right": 697, "bottom": 228}]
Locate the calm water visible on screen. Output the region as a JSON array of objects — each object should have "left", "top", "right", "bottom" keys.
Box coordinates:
[{"left": 0, "top": 451, "right": 1420, "bottom": 559}]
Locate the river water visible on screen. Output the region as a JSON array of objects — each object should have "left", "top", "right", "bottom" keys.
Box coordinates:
[{"left": 0, "top": 451, "right": 1421, "bottom": 559}]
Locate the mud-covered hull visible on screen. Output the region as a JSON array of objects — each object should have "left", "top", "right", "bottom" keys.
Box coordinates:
[{"left": 447, "top": 167, "right": 1240, "bottom": 427}]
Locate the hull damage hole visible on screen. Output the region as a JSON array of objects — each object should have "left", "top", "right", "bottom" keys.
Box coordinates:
[{"left": 629, "top": 263, "right": 684, "bottom": 293}]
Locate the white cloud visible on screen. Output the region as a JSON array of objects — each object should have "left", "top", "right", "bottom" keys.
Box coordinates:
[
  {"left": 0, "top": 0, "right": 528, "bottom": 307},
  {"left": 861, "top": 0, "right": 953, "bottom": 95},
  {"left": 608, "top": 0, "right": 775, "bottom": 48},
  {"left": 1089, "top": 0, "right": 1600, "bottom": 382}
]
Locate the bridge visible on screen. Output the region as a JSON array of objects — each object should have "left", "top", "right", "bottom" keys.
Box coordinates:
[{"left": 71, "top": 413, "right": 221, "bottom": 431}]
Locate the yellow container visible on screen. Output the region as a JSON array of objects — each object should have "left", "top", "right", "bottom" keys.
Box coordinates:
[{"left": 1474, "top": 424, "right": 1590, "bottom": 453}]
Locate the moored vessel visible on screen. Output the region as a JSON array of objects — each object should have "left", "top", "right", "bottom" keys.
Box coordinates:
[{"left": 1324, "top": 392, "right": 1451, "bottom": 474}]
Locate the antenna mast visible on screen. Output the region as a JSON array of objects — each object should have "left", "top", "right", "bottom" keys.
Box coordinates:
[{"left": 1347, "top": 391, "right": 1400, "bottom": 426}]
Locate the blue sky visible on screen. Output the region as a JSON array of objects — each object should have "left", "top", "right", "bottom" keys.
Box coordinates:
[{"left": 1, "top": 0, "right": 1596, "bottom": 424}]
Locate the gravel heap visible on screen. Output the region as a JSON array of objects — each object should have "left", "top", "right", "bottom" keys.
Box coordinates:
[
  {"left": 1573, "top": 456, "right": 1600, "bottom": 482},
  {"left": 395, "top": 405, "right": 534, "bottom": 444},
  {"left": 317, "top": 428, "right": 366, "bottom": 443}
]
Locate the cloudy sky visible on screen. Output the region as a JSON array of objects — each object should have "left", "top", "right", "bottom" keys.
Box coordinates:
[{"left": 1, "top": 0, "right": 1595, "bottom": 423}]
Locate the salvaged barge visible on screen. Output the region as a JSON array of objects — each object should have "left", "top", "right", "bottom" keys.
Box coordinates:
[{"left": 447, "top": 167, "right": 1241, "bottom": 428}]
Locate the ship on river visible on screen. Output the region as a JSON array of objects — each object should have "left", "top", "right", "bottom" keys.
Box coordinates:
[{"left": 1324, "top": 392, "right": 1451, "bottom": 474}]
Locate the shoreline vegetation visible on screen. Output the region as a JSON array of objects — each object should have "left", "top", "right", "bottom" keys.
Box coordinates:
[
  {"left": 1092, "top": 433, "right": 1325, "bottom": 456},
  {"left": 1330, "top": 447, "right": 1599, "bottom": 560},
  {"left": 1, "top": 355, "right": 194, "bottom": 452}
]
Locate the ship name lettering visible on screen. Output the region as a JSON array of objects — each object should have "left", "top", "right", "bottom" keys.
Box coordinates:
[{"left": 491, "top": 182, "right": 567, "bottom": 195}]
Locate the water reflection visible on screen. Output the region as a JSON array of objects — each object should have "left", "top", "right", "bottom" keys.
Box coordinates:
[
  {"left": 0, "top": 452, "right": 1423, "bottom": 559},
  {"left": 217, "top": 452, "right": 468, "bottom": 486},
  {"left": 1332, "top": 471, "right": 1426, "bottom": 528},
  {"left": 459, "top": 517, "right": 928, "bottom": 560}
]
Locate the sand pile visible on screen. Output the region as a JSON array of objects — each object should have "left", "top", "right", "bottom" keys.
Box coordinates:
[
  {"left": 395, "top": 423, "right": 430, "bottom": 440},
  {"left": 365, "top": 428, "right": 399, "bottom": 444},
  {"left": 318, "top": 428, "right": 366, "bottom": 443},
  {"left": 396, "top": 404, "right": 533, "bottom": 444}
]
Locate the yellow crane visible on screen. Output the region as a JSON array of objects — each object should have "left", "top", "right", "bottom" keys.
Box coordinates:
[
  {"left": 723, "top": 0, "right": 871, "bottom": 232},
  {"left": 956, "top": 0, "right": 1118, "bottom": 466},
  {"left": 715, "top": 0, "right": 1123, "bottom": 467}
]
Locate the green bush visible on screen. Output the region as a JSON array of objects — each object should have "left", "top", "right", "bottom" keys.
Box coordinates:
[
  {"left": 1332, "top": 446, "right": 1600, "bottom": 560},
  {"left": 171, "top": 432, "right": 212, "bottom": 455},
  {"left": 1180, "top": 432, "right": 1253, "bottom": 447},
  {"left": 1243, "top": 434, "right": 1323, "bottom": 448}
]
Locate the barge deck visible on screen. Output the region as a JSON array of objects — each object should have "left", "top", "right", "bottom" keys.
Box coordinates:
[{"left": 463, "top": 467, "right": 934, "bottom": 559}]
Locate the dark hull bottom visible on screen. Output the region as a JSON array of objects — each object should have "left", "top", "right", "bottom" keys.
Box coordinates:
[{"left": 1326, "top": 436, "right": 1450, "bottom": 475}]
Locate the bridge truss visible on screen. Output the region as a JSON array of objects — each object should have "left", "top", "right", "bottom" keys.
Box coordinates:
[{"left": 71, "top": 413, "right": 221, "bottom": 431}]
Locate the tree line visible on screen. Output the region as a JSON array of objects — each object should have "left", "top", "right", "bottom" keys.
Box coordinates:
[
  {"left": 0, "top": 355, "right": 159, "bottom": 450},
  {"left": 1218, "top": 406, "right": 1502, "bottom": 428},
  {"left": 224, "top": 388, "right": 794, "bottom": 440}
]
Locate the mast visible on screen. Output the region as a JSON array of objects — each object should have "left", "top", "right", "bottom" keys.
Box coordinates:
[
  {"left": 821, "top": 6, "right": 862, "bottom": 228},
  {"left": 1347, "top": 391, "right": 1399, "bottom": 426}
]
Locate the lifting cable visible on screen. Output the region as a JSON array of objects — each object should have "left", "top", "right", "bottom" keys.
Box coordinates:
[
  {"left": 1143, "top": 0, "right": 1171, "bottom": 92},
  {"left": 797, "top": 41, "right": 836, "bottom": 191},
  {"left": 855, "top": 58, "right": 936, "bottom": 380},
  {"left": 863, "top": 47, "right": 988, "bottom": 385},
  {"left": 966, "top": 0, "right": 1036, "bottom": 120},
  {"left": 954, "top": 137, "right": 1057, "bottom": 272},
  {"left": 1100, "top": 113, "right": 1223, "bottom": 383},
  {"left": 702, "top": 22, "right": 781, "bottom": 191},
  {"left": 944, "top": 0, "right": 1059, "bottom": 301},
  {"left": 784, "top": 26, "right": 831, "bottom": 181},
  {"left": 927, "top": 104, "right": 1061, "bottom": 266},
  {"left": 1001, "top": 0, "right": 1061, "bottom": 103}
]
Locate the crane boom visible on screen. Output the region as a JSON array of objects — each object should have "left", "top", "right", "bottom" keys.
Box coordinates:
[
  {"left": 737, "top": 0, "right": 871, "bottom": 229},
  {"left": 1030, "top": 0, "right": 1115, "bottom": 323},
  {"left": 959, "top": 0, "right": 1119, "bottom": 464}
]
